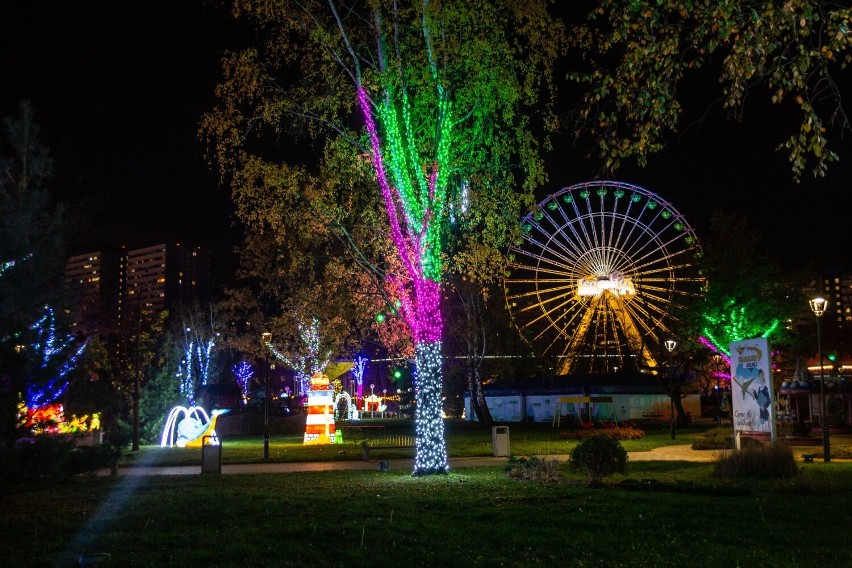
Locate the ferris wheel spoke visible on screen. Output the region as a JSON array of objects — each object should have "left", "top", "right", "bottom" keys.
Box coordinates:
[
  {"left": 515, "top": 236, "right": 579, "bottom": 269},
  {"left": 528, "top": 299, "right": 587, "bottom": 348},
  {"left": 506, "top": 285, "right": 575, "bottom": 309},
  {"left": 506, "top": 181, "right": 705, "bottom": 375}
]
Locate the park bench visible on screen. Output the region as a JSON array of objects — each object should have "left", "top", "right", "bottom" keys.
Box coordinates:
[
  {"left": 641, "top": 411, "right": 664, "bottom": 420},
  {"left": 802, "top": 453, "right": 823, "bottom": 463},
  {"left": 361, "top": 435, "right": 415, "bottom": 460}
]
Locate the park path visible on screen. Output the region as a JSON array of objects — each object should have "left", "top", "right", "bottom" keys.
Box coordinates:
[{"left": 111, "top": 444, "right": 717, "bottom": 476}]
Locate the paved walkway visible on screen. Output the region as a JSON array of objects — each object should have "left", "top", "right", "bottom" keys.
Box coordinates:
[{"left": 113, "top": 445, "right": 717, "bottom": 476}]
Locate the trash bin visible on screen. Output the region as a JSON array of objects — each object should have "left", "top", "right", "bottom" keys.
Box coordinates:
[
  {"left": 201, "top": 435, "right": 222, "bottom": 474},
  {"left": 491, "top": 426, "right": 510, "bottom": 457}
]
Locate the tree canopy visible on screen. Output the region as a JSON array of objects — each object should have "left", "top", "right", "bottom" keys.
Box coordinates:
[
  {"left": 202, "top": 0, "right": 566, "bottom": 474},
  {"left": 570, "top": 0, "right": 852, "bottom": 179}
]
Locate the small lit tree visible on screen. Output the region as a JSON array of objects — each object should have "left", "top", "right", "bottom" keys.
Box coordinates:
[
  {"left": 232, "top": 361, "right": 254, "bottom": 402},
  {"left": 267, "top": 317, "right": 332, "bottom": 395}
]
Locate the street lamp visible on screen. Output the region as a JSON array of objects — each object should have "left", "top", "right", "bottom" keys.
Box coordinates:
[
  {"left": 261, "top": 332, "right": 272, "bottom": 461},
  {"left": 808, "top": 297, "right": 830, "bottom": 463},
  {"left": 712, "top": 354, "right": 724, "bottom": 426},
  {"left": 664, "top": 339, "right": 677, "bottom": 440}
]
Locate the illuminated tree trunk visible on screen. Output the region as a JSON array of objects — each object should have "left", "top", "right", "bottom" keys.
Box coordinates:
[
  {"left": 410, "top": 281, "right": 448, "bottom": 475},
  {"left": 359, "top": 88, "right": 451, "bottom": 475},
  {"left": 413, "top": 340, "right": 448, "bottom": 475}
]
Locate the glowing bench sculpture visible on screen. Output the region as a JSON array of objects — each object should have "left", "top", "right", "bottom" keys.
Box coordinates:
[{"left": 161, "top": 406, "right": 228, "bottom": 448}]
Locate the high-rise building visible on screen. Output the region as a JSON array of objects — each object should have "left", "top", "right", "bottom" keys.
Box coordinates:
[
  {"left": 120, "top": 243, "right": 210, "bottom": 325},
  {"left": 64, "top": 251, "right": 119, "bottom": 332},
  {"left": 820, "top": 268, "right": 852, "bottom": 332},
  {"left": 804, "top": 268, "right": 852, "bottom": 357},
  {"left": 66, "top": 243, "right": 211, "bottom": 332}
]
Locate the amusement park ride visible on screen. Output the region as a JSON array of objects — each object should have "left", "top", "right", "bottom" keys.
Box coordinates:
[{"left": 505, "top": 181, "right": 704, "bottom": 375}]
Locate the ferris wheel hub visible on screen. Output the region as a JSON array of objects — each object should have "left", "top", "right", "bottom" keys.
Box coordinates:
[{"left": 576, "top": 271, "right": 635, "bottom": 297}]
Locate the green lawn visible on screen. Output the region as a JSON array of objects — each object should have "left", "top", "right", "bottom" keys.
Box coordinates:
[
  {"left": 6, "top": 420, "right": 852, "bottom": 566},
  {"left": 124, "top": 419, "right": 717, "bottom": 467},
  {"left": 3, "top": 461, "right": 852, "bottom": 567}
]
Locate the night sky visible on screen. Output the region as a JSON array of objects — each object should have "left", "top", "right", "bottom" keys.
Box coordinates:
[{"left": 3, "top": 1, "right": 851, "bottom": 275}]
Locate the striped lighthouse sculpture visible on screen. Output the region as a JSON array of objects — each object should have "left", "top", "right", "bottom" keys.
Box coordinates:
[{"left": 303, "top": 371, "right": 338, "bottom": 444}]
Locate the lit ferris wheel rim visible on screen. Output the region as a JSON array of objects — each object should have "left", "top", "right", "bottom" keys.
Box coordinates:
[{"left": 504, "top": 181, "right": 704, "bottom": 375}]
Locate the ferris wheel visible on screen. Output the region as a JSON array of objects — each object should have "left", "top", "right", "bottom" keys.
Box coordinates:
[{"left": 504, "top": 181, "right": 704, "bottom": 375}]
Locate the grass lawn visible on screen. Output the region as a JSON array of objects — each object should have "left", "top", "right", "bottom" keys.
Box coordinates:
[
  {"left": 123, "top": 419, "right": 716, "bottom": 467},
  {"left": 3, "top": 461, "right": 852, "bottom": 567}
]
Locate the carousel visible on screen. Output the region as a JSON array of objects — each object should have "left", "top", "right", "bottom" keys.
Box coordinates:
[{"left": 777, "top": 356, "right": 851, "bottom": 437}]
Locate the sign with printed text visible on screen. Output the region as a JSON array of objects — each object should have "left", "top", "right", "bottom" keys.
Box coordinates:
[{"left": 729, "top": 338, "right": 774, "bottom": 437}]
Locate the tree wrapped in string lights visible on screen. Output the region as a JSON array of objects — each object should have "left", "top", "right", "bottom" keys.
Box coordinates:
[
  {"left": 232, "top": 361, "right": 254, "bottom": 403},
  {"left": 203, "top": 1, "right": 564, "bottom": 475},
  {"left": 25, "top": 306, "right": 87, "bottom": 409},
  {"left": 267, "top": 318, "right": 331, "bottom": 396}
]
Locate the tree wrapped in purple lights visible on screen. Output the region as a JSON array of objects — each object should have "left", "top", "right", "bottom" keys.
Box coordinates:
[
  {"left": 204, "top": 0, "right": 563, "bottom": 475},
  {"left": 232, "top": 361, "right": 254, "bottom": 402}
]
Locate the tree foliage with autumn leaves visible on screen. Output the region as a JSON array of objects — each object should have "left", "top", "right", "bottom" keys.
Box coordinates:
[
  {"left": 570, "top": 0, "right": 851, "bottom": 180},
  {"left": 201, "top": 0, "right": 564, "bottom": 473}
]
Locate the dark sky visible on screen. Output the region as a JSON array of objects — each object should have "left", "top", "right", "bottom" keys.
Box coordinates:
[
  {"left": 1, "top": 1, "right": 237, "bottom": 257},
  {"left": 3, "top": 1, "right": 851, "bottom": 274}
]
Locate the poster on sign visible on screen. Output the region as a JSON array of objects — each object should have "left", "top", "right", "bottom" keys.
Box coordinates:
[{"left": 729, "top": 338, "right": 775, "bottom": 445}]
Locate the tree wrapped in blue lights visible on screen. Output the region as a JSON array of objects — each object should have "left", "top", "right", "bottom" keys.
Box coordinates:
[
  {"left": 25, "top": 306, "right": 87, "bottom": 409},
  {"left": 232, "top": 361, "right": 254, "bottom": 401},
  {"left": 176, "top": 336, "right": 216, "bottom": 406}
]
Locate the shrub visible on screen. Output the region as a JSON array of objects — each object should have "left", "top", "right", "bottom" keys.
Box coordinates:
[
  {"left": 0, "top": 434, "right": 124, "bottom": 492},
  {"left": 504, "top": 456, "right": 563, "bottom": 482},
  {"left": 830, "top": 445, "right": 852, "bottom": 459},
  {"left": 712, "top": 443, "right": 798, "bottom": 480},
  {"left": 559, "top": 427, "right": 645, "bottom": 441},
  {"left": 691, "top": 427, "right": 734, "bottom": 450},
  {"left": 569, "top": 435, "right": 627, "bottom": 485}
]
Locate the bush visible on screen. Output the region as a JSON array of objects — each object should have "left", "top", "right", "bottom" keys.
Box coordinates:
[
  {"left": 712, "top": 443, "right": 798, "bottom": 480},
  {"left": 569, "top": 435, "right": 628, "bottom": 485},
  {"left": 0, "top": 435, "right": 123, "bottom": 491},
  {"left": 691, "top": 427, "right": 734, "bottom": 450},
  {"left": 559, "top": 427, "right": 645, "bottom": 441},
  {"left": 504, "top": 456, "right": 563, "bottom": 482}
]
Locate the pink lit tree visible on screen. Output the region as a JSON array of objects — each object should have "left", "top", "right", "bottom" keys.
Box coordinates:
[{"left": 203, "top": 1, "right": 563, "bottom": 474}]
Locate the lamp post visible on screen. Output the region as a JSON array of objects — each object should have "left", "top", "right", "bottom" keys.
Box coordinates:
[
  {"left": 712, "top": 354, "right": 723, "bottom": 426},
  {"left": 808, "top": 298, "right": 830, "bottom": 463},
  {"left": 664, "top": 339, "right": 677, "bottom": 440},
  {"left": 261, "top": 332, "right": 272, "bottom": 461}
]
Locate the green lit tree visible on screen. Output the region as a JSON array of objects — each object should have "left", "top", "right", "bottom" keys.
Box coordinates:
[
  {"left": 570, "top": 1, "right": 852, "bottom": 180},
  {"left": 659, "top": 210, "right": 806, "bottom": 426},
  {"left": 695, "top": 210, "right": 805, "bottom": 357},
  {"left": 202, "top": 1, "right": 564, "bottom": 474}
]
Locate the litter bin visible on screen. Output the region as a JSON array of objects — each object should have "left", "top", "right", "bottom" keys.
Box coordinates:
[
  {"left": 201, "top": 435, "right": 222, "bottom": 474},
  {"left": 491, "top": 426, "right": 510, "bottom": 457}
]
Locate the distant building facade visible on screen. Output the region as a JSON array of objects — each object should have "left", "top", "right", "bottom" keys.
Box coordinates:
[
  {"left": 803, "top": 268, "right": 852, "bottom": 353},
  {"left": 64, "top": 251, "right": 119, "bottom": 332},
  {"left": 65, "top": 243, "right": 211, "bottom": 333},
  {"left": 819, "top": 268, "right": 852, "bottom": 334}
]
